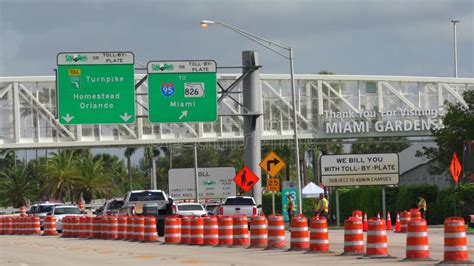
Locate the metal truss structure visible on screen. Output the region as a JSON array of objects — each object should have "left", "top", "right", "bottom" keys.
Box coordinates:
[{"left": 1, "top": 74, "right": 472, "bottom": 149}]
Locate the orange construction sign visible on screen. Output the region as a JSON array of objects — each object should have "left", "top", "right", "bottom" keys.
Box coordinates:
[
  {"left": 233, "top": 166, "right": 260, "bottom": 193},
  {"left": 450, "top": 152, "right": 462, "bottom": 184}
]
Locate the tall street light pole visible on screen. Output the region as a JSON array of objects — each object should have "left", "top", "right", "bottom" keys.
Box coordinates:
[
  {"left": 200, "top": 20, "right": 303, "bottom": 213},
  {"left": 451, "top": 20, "right": 460, "bottom": 78}
]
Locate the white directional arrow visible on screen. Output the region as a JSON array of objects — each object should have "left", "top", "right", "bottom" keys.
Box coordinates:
[
  {"left": 179, "top": 110, "right": 188, "bottom": 120},
  {"left": 62, "top": 114, "right": 74, "bottom": 123},
  {"left": 120, "top": 113, "right": 132, "bottom": 122}
]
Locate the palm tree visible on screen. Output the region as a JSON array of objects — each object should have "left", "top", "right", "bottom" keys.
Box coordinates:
[
  {"left": 0, "top": 165, "right": 38, "bottom": 207},
  {"left": 77, "top": 154, "right": 112, "bottom": 203},
  {"left": 124, "top": 147, "right": 137, "bottom": 190},
  {"left": 144, "top": 145, "right": 161, "bottom": 188},
  {"left": 40, "top": 150, "right": 80, "bottom": 201}
]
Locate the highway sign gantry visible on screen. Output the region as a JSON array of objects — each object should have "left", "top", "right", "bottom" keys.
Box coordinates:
[
  {"left": 147, "top": 60, "right": 217, "bottom": 123},
  {"left": 450, "top": 152, "right": 462, "bottom": 185},
  {"left": 233, "top": 166, "right": 259, "bottom": 193},
  {"left": 259, "top": 151, "right": 286, "bottom": 177},
  {"left": 57, "top": 52, "right": 135, "bottom": 125}
]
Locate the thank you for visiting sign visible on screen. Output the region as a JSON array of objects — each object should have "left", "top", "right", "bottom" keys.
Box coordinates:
[{"left": 320, "top": 153, "right": 399, "bottom": 186}]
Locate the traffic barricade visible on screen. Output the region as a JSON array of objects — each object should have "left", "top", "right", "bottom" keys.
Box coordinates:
[
  {"left": 308, "top": 216, "right": 331, "bottom": 253},
  {"left": 203, "top": 216, "right": 218, "bottom": 246},
  {"left": 400, "top": 211, "right": 410, "bottom": 233},
  {"left": 77, "top": 216, "right": 86, "bottom": 238},
  {"left": 232, "top": 215, "right": 249, "bottom": 247},
  {"left": 289, "top": 215, "right": 309, "bottom": 251},
  {"left": 164, "top": 215, "right": 181, "bottom": 244},
  {"left": 364, "top": 218, "right": 393, "bottom": 258},
  {"left": 61, "top": 216, "right": 70, "bottom": 237},
  {"left": 249, "top": 215, "right": 267, "bottom": 248},
  {"left": 410, "top": 208, "right": 421, "bottom": 221},
  {"left": 180, "top": 216, "right": 192, "bottom": 244},
  {"left": 439, "top": 217, "right": 472, "bottom": 264},
  {"left": 133, "top": 216, "right": 145, "bottom": 241},
  {"left": 341, "top": 216, "right": 364, "bottom": 256},
  {"left": 100, "top": 216, "right": 108, "bottom": 239},
  {"left": 32, "top": 216, "right": 41, "bottom": 235},
  {"left": 217, "top": 216, "right": 233, "bottom": 246},
  {"left": 117, "top": 215, "right": 127, "bottom": 239},
  {"left": 0, "top": 217, "right": 5, "bottom": 234},
  {"left": 71, "top": 216, "right": 80, "bottom": 238},
  {"left": 23, "top": 216, "right": 31, "bottom": 235},
  {"left": 126, "top": 216, "right": 134, "bottom": 240},
  {"left": 143, "top": 216, "right": 158, "bottom": 242},
  {"left": 190, "top": 217, "right": 204, "bottom": 245},
  {"left": 42, "top": 215, "right": 57, "bottom": 236},
  {"left": 402, "top": 218, "right": 434, "bottom": 261},
  {"left": 4, "top": 217, "right": 12, "bottom": 235},
  {"left": 266, "top": 214, "right": 285, "bottom": 249},
  {"left": 92, "top": 216, "right": 102, "bottom": 239},
  {"left": 108, "top": 216, "right": 118, "bottom": 240},
  {"left": 84, "top": 216, "right": 93, "bottom": 238}
]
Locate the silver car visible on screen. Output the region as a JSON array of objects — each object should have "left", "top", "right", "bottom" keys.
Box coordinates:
[{"left": 49, "top": 205, "right": 83, "bottom": 231}]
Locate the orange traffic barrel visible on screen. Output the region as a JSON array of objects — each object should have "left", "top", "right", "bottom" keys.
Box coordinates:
[
  {"left": 341, "top": 217, "right": 364, "bottom": 255},
  {"left": 92, "top": 216, "right": 101, "bottom": 238},
  {"left": 10, "top": 217, "right": 17, "bottom": 235},
  {"left": 4, "top": 217, "right": 12, "bottom": 235},
  {"left": 353, "top": 210, "right": 363, "bottom": 219},
  {"left": 308, "top": 216, "right": 330, "bottom": 253},
  {"left": 232, "top": 215, "right": 249, "bottom": 247},
  {"left": 42, "top": 215, "right": 57, "bottom": 235},
  {"left": 108, "top": 216, "right": 118, "bottom": 240},
  {"left": 133, "top": 216, "right": 145, "bottom": 241},
  {"left": 77, "top": 216, "right": 86, "bottom": 238},
  {"left": 0, "top": 217, "right": 4, "bottom": 234},
  {"left": 365, "top": 218, "right": 392, "bottom": 258},
  {"left": 289, "top": 215, "right": 309, "bottom": 251},
  {"left": 32, "top": 216, "right": 41, "bottom": 235},
  {"left": 249, "top": 215, "right": 267, "bottom": 248},
  {"left": 23, "top": 216, "right": 30, "bottom": 235},
  {"left": 180, "top": 216, "right": 192, "bottom": 244},
  {"left": 440, "top": 217, "right": 472, "bottom": 264},
  {"left": 400, "top": 211, "right": 410, "bottom": 233},
  {"left": 100, "top": 216, "right": 108, "bottom": 239},
  {"left": 143, "top": 216, "right": 158, "bottom": 242},
  {"left": 410, "top": 208, "right": 421, "bottom": 221},
  {"left": 84, "top": 216, "right": 93, "bottom": 238},
  {"left": 217, "top": 216, "right": 233, "bottom": 246},
  {"left": 61, "top": 216, "right": 70, "bottom": 237},
  {"left": 266, "top": 214, "right": 285, "bottom": 249},
  {"left": 189, "top": 217, "right": 204, "bottom": 245},
  {"left": 71, "top": 216, "right": 80, "bottom": 238},
  {"left": 203, "top": 216, "right": 218, "bottom": 246},
  {"left": 164, "top": 215, "right": 181, "bottom": 244},
  {"left": 402, "top": 218, "right": 434, "bottom": 261},
  {"left": 126, "top": 216, "right": 134, "bottom": 240},
  {"left": 117, "top": 215, "right": 127, "bottom": 239},
  {"left": 20, "top": 206, "right": 27, "bottom": 217}
]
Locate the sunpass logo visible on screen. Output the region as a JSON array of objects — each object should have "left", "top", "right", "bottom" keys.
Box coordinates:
[
  {"left": 65, "top": 54, "right": 88, "bottom": 62},
  {"left": 152, "top": 63, "right": 174, "bottom": 71}
]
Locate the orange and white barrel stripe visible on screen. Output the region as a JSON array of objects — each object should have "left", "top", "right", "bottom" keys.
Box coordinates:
[
  {"left": 92, "top": 216, "right": 101, "bottom": 238},
  {"left": 4, "top": 217, "right": 12, "bottom": 235},
  {"left": 232, "top": 215, "right": 249, "bottom": 247},
  {"left": 72, "top": 216, "right": 80, "bottom": 238},
  {"left": 126, "top": 216, "right": 134, "bottom": 240},
  {"left": 218, "top": 216, "right": 233, "bottom": 246},
  {"left": 203, "top": 216, "right": 218, "bottom": 246},
  {"left": 250, "top": 215, "right": 267, "bottom": 248},
  {"left": 133, "top": 216, "right": 145, "bottom": 241},
  {"left": 117, "top": 216, "right": 127, "bottom": 239},
  {"left": 289, "top": 215, "right": 309, "bottom": 251},
  {"left": 61, "top": 216, "right": 70, "bottom": 237},
  {"left": 441, "top": 217, "right": 472, "bottom": 264},
  {"left": 164, "top": 216, "right": 181, "bottom": 244},
  {"left": 342, "top": 217, "right": 364, "bottom": 255},
  {"left": 0, "top": 217, "right": 5, "bottom": 234},
  {"left": 180, "top": 216, "right": 192, "bottom": 244},
  {"left": 108, "top": 216, "right": 118, "bottom": 240},
  {"left": 366, "top": 218, "right": 390, "bottom": 257},
  {"left": 77, "top": 216, "right": 87, "bottom": 238},
  {"left": 43, "top": 215, "right": 57, "bottom": 235},
  {"left": 190, "top": 217, "right": 204, "bottom": 245},
  {"left": 84, "top": 216, "right": 93, "bottom": 238},
  {"left": 101, "top": 216, "right": 109, "bottom": 239},
  {"left": 404, "top": 218, "right": 432, "bottom": 260},
  {"left": 309, "top": 216, "right": 329, "bottom": 252},
  {"left": 143, "top": 216, "right": 158, "bottom": 242},
  {"left": 267, "top": 214, "right": 285, "bottom": 249},
  {"left": 400, "top": 211, "right": 411, "bottom": 233}
]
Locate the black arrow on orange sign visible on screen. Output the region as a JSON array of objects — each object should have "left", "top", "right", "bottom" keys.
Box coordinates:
[{"left": 267, "top": 158, "right": 280, "bottom": 171}]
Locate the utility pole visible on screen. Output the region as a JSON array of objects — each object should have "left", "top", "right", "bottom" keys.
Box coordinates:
[{"left": 451, "top": 20, "right": 460, "bottom": 77}]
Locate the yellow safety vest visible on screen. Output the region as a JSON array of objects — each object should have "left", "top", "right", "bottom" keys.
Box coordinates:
[
  {"left": 316, "top": 198, "right": 329, "bottom": 213},
  {"left": 418, "top": 198, "right": 427, "bottom": 211}
]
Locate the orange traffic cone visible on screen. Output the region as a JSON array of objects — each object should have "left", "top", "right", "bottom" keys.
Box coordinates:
[
  {"left": 363, "top": 213, "right": 368, "bottom": 232},
  {"left": 386, "top": 212, "right": 393, "bottom": 230},
  {"left": 395, "top": 212, "right": 401, "bottom": 233}
]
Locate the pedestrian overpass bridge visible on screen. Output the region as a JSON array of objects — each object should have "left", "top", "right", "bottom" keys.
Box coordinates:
[{"left": 0, "top": 74, "right": 472, "bottom": 149}]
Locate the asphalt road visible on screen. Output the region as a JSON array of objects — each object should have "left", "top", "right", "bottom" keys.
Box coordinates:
[{"left": 1, "top": 228, "right": 473, "bottom": 266}]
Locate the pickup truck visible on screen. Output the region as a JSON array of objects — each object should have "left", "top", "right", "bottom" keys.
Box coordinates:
[
  {"left": 218, "top": 196, "right": 262, "bottom": 218},
  {"left": 119, "top": 190, "right": 173, "bottom": 236}
]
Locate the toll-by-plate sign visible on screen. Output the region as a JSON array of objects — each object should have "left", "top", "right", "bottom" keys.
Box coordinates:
[{"left": 320, "top": 153, "right": 399, "bottom": 187}]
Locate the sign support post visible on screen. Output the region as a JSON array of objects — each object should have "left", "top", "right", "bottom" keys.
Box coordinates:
[
  {"left": 382, "top": 186, "right": 386, "bottom": 221},
  {"left": 336, "top": 188, "right": 340, "bottom": 227},
  {"left": 194, "top": 145, "right": 199, "bottom": 202}
]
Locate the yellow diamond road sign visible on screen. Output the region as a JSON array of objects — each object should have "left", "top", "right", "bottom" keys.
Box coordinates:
[{"left": 259, "top": 151, "right": 286, "bottom": 177}]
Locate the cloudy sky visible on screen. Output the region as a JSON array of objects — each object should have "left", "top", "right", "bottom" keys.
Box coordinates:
[{"left": 1, "top": 0, "right": 473, "bottom": 78}]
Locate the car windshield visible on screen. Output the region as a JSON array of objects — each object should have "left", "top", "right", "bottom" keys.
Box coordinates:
[
  {"left": 107, "top": 200, "right": 124, "bottom": 210},
  {"left": 224, "top": 198, "right": 254, "bottom": 205},
  {"left": 205, "top": 205, "right": 219, "bottom": 211},
  {"left": 39, "top": 205, "right": 55, "bottom": 213},
  {"left": 129, "top": 192, "right": 165, "bottom": 201},
  {"left": 54, "top": 207, "right": 80, "bottom": 215},
  {"left": 177, "top": 205, "right": 204, "bottom": 211}
]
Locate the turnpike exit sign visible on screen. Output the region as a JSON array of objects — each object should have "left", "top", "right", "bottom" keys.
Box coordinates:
[
  {"left": 147, "top": 60, "right": 217, "bottom": 123},
  {"left": 57, "top": 52, "right": 135, "bottom": 125}
]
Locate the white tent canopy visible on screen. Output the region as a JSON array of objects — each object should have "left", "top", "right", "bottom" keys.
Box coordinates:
[{"left": 302, "top": 182, "right": 325, "bottom": 198}]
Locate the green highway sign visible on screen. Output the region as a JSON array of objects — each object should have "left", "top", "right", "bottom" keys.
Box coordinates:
[
  {"left": 147, "top": 60, "right": 217, "bottom": 123},
  {"left": 57, "top": 52, "right": 135, "bottom": 125}
]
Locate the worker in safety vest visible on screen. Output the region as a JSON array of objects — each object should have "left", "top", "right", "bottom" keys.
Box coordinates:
[
  {"left": 315, "top": 193, "right": 329, "bottom": 219},
  {"left": 418, "top": 196, "right": 427, "bottom": 219}
]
